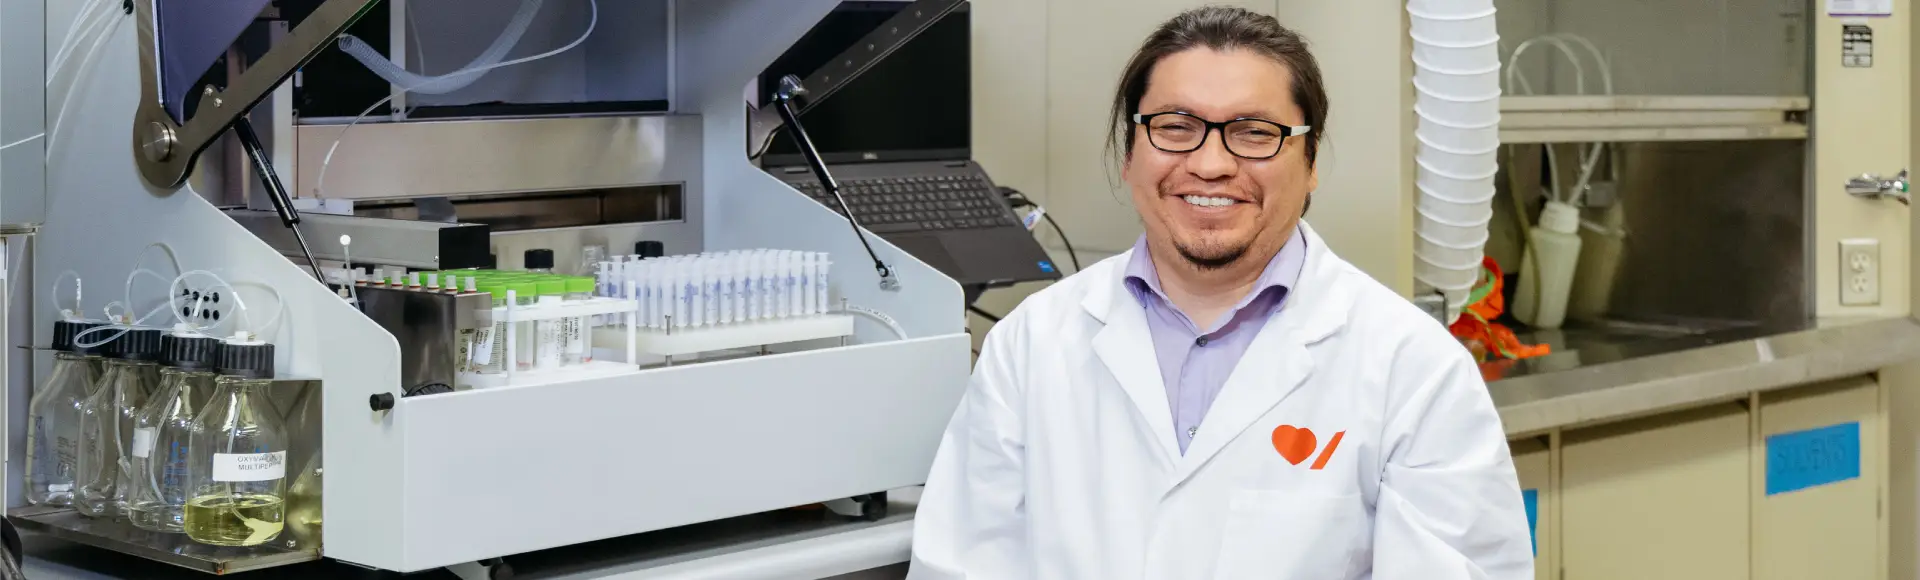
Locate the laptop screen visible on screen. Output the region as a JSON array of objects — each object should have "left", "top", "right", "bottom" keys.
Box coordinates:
[{"left": 759, "top": 2, "right": 971, "bottom": 166}]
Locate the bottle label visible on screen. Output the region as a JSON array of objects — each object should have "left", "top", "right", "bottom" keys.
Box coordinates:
[
  {"left": 131, "top": 428, "right": 156, "bottom": 459},
  {"left": 473, "top": 326, "right": 496, "bottom": 365},
  {"left": 213, "top": 451, "right": 287, "bottom": 482},
  {"left": 47, "top": 484, "right": 71, "bottom": 493},
  {"left": 565, "top": 317, "right": 585, "bottom": 355}
]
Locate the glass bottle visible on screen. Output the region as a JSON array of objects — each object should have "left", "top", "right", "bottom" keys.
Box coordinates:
[
  {"left": 127, "top": 332, "right": 219, "bottom": 532},
  {"left": 76, "top": 328, "right": 161, "bottom": 517},
  {"left": 524, "top": 248, "right": 555, "bottom": 274},
  {"left": 185, "top": 340, "right": 287, "bottom": 547},
  {"left": 25, "top": 321, "right": 105, "bottom": 506}
]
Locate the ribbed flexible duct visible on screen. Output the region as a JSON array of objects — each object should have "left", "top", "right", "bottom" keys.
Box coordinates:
[{"left": 1407, "top": 0, "right": 1500, "bottom": 322}]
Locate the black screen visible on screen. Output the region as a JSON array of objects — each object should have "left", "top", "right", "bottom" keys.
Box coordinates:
[{"left": 760, "top": 2, "right": 970, "bottom": 166}]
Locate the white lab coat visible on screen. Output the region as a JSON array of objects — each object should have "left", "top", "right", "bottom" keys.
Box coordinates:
[{"left": 909, "top": 222, "right": 1533, "bottom": 579}]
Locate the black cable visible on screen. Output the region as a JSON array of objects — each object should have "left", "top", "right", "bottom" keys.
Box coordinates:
[
  {"left": 1039, "top": 212, "right": 1082, "bottom": 272},
  {"left": 968, "top": 305, "right": 1002, "bottom": 323},
  {"left": 998, "top": 187, "right": 1082, "bottom": 273}
]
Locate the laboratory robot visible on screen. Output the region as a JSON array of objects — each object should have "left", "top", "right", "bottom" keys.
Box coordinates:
[{"left": 11, "top": 0, "right": 971, "bottom": 575}]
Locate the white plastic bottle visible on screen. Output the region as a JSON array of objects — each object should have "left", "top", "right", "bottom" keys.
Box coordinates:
[{"left": 1513, "top": 200, "right": 1584, "bottom": 330}]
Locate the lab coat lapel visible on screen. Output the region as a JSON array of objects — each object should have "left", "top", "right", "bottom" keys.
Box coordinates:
[
  {"left": 1085, "top": 253, "right": 1183, "bottom": 468},
  {"left": 1169, "top": 222, "right": 1351, "bottom": 487}
]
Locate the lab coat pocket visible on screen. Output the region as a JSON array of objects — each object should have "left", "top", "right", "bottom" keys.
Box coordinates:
[{"left": 1212, "top": 490, "right": 1366, "bottom": 580}]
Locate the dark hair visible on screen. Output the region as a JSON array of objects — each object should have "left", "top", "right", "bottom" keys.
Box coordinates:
[{"left": 1108, "top": 6, "right": 1329, "bottom": 167}]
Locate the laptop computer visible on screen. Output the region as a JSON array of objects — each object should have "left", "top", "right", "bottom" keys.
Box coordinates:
[{"left": 758, "top": 1, "right": 1063, "bottom": 292}]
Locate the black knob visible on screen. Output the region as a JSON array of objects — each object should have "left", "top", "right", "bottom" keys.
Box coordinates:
[{"left": 369, "top": 393, "right": 396, "bottom": 412}]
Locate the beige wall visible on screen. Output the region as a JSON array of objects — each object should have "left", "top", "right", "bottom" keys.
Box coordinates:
[{"left": 967, "top": 0, "right": 1415, "bottom": 336}]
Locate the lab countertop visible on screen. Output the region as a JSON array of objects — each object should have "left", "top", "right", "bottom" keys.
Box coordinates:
[
  {"left": 24, "top": 318, "right": 1917, "bottom": 578},
  {"left": 1486, "top": 316, "right": 1920, "bottom": 436},
  {"left": 21, "top": 491, "right": 923, "bottom": 580}
]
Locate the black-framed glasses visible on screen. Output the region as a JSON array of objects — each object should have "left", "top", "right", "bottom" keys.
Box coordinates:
[{"left": 1132, "top": 112, "right": 1312, "bottom": 160}]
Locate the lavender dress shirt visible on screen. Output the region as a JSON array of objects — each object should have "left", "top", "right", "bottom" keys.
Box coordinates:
[{"left": 1122, "top": 227, "right": 1308, "bottom": 454}]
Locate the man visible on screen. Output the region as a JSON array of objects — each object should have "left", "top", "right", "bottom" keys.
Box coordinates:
[{"left": 909, "top": 6, "right": 1532, "bottom": 579}]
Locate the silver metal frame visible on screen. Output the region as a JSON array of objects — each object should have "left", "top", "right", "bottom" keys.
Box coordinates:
[{"left": 130, "top": 0, "right": 382, "bottom": 189}]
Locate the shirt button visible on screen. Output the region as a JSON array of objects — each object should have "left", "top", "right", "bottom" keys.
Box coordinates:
[
  {"left": 1187, "top": 426, "right": 1198, "bottom": 438},
  {"left": 1196, "top": 336, "right": 1210, "bottom": 347}
]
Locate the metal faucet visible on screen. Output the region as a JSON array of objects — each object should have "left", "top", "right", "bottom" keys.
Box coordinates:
[{"left": 1847, "top": 169, "right": 1909, "bottom": 205}]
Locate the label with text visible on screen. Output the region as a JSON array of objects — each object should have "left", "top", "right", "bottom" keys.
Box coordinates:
[
  {"left": 131, "top": 428, "right": 156, "bottom": 459},
  {"left": 1765, "top": 421, "right": 1861, "bottom": 495},
  {"left": 212, "top": 451, "right": 287, "bottom": 483}
]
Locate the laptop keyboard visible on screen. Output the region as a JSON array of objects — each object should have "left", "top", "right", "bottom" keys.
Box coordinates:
[{"left": 791, "top": 174, "right": 1022, "bottom": 234}]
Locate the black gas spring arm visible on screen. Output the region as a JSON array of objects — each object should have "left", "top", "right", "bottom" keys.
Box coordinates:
[{"left": 770, "top": 75, "right": 899, "bottom": 291}]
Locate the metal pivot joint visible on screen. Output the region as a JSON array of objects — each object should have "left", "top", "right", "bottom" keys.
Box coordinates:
[
  {"left": 130, "top": 0, "right": 382, "bottom": 189},
  {"left": 1847, "top": 169, "right": 1909, "bottom": 205},
  {"left": 771, "top": 75, "right": 900, "bottom": 291}
]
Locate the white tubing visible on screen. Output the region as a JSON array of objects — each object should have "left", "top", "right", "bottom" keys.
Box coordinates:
[
  {"left": 1408, "top": 0, "right": 1502, "bottom": 321},
  {"left": 337, "top": 0, "right": 547, "bottom": 95},
  {"left": 314, "top": 0, "right": 598, "bottom": 199}
]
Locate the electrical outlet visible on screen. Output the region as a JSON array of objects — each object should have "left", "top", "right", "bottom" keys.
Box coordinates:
[{"left": 1840, "top": 239, "right": 1881, "bottom": 306}]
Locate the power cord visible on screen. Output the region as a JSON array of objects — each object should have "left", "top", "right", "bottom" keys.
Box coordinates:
[{"left": 998, "top": 187, "right": 1082, "bottom": 272}]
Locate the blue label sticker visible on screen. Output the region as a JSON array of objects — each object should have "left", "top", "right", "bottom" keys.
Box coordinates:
[
  {"left": 1038, "top": 261, "right": 1056, "bottom": 273},
  {"left": 1522, "top": 489, "right": 1538, "bottom": 556},
  {"left": 1765, "top": 421, "right": 1861, "bottom": 496}
]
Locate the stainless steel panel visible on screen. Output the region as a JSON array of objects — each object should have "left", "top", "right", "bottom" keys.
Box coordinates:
[
  {"left": 1493, "top": 140, "right": 1808, "bottom": 325},
  {"left": 8, "top": 377, "right": 325, "bottom": 573},
  {"left": 351, "top": 185, "right": 684, "bottom": 232},
  {"left": 224, "top": 209, "right": 490, "bottom": 269},
  {"left": 292, "top": 115, "right": 694, "bottom": 200},
  {"left": 356, "top": 286, "right": 488, "bottom": 393}
]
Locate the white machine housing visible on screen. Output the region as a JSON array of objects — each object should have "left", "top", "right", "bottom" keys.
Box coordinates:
[{"left": 33, "top": 0, "right": 968, "bottom": 572}]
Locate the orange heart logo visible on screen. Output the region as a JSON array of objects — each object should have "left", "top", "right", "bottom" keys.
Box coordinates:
[{"left": 1271, "top": 425, "right": 1317, "bottom": 465}]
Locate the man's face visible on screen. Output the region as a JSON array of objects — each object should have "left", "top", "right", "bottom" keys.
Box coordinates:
[{"left": 1124, "top": 48, "right": 1317, "bottom": 270}]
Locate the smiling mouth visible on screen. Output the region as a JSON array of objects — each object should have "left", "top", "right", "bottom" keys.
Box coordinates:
[{"left": 1179, "top": 195, "right": 1244, "bottom": 208}]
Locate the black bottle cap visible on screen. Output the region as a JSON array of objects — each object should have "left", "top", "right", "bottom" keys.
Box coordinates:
[
  {"left": 635, "top": 241, "right": 665, "bottom": 259},
  {"left": 161, "top": 334, "right": 219, "bottom": 370},
  {"left": 52, "top": 320, "right": 104, "bottom": 354},
  {"left": 110, "top": 329, "right": 163, "bottom": 361},
  {"left": 215, "top": 341, "right": 275, "bottom": 379},
  {"left": 524, "top": 249, "right": 555, "bottom": 270}
]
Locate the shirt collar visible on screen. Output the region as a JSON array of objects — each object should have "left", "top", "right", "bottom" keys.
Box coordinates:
[{"left": 1123, "top": 225, "right": 1309, "bottom": 312}]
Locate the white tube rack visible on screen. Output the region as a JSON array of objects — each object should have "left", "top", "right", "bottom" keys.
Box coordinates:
[{"left": 459, "top": 291, "right": 641, "bottom": 389}]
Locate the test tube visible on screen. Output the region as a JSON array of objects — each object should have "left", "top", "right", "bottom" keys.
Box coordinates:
[
  {"left": 534, "top": 278, "right": 566, "bottom": 370},
  {"left": 815, "top": 253, "right": 832, "bottom": 315},
  {"left": 690, "top": 261, "right": 707, "bottom": 328},
  {"left": 563, "top": 277, "right": 594, "bottom": 366}
]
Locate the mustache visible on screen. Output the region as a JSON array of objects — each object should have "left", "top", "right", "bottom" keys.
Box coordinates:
[{"left": 1156, "top": 176, "right": 1261, "bottom": 202}]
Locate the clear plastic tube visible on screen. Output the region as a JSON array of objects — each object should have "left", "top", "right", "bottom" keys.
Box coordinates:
[
  {"left": 46, "top": 13, "right": 123, "bottom": 159},
  {"left": 337, "top": 0, "right": 547, "bottom": 96},
  {"left": 314, "top": 0, "right": 599, "bottom": 199}
]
